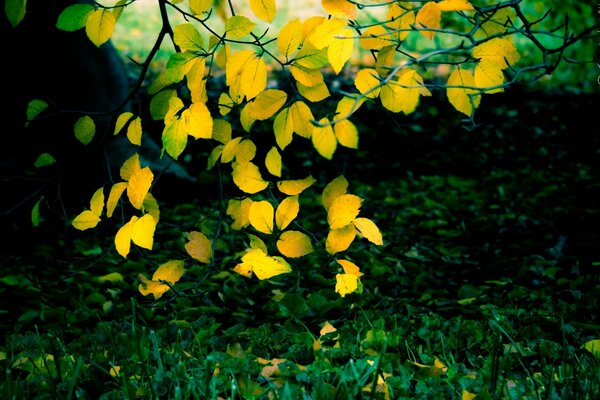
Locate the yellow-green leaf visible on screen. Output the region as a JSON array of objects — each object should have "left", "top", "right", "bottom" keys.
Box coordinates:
[
  {"left": 326, "top": 224, "right": 356, "bottom": 254},
  {"left": 72, "top": 210, "right": 101, "bottom": 231},
  {"left": 74, "top": 116, "right": 95, "bottom": 145},
  {"left": 275, "top": 196, "right": 299, "bottom": 230},
  {"left": 207, "top": 145, "right": 223, "bottom": 170},
  {"left": 334, "top": 119, "right": 358, "bottom": 149},
  {"left": 34, "top": 153, "right": 56, "bottom": 168},
  {"left": 89, "top": 187, "right": 104, "bottom": 217},
  {"left": 447, "top": 68, "right": 480, "bottom": 116},
  {"left": 106, "top": 182, "right": 128, "bottom": 218},
  {"left": 239, "top": 103, "right": 256, "bottom": 132},
  {"left": 297, "top": 81, "right": 330, "bottom": 103},
  {"left": 131, "top": 214, "right": 156, "bottom": 250},
  {"left": 234, "top": 139, "right": 256, "bottom": 163},
  {"left": 277, "top": 231, "right": 313, "bottom": 258},
  {"left": 250, "top": 0, "right": 276, "bottom": 23},
  {"left": 114, "top": 111, "right": 134, "bottom": 135},
  {"left": 26, "top": 99, "right": 49, "bottom": 126},
  {"left": 322, "top": 0, "right": 356, "bottom": 20},
  {"left": 212, "top": 119, "right": 232, "bottom": 144},
  {"left": 183, "top": 101, "right": 213, "bottom": 139},
  {"left": 150, "top": 90, "right": 177, "bottom": 120},
  {"left": 242, "top": 248, "right": 291, "bottom": 280},
  {"left": 97, "top": 272, "right": 124, "bottom": 284},
  {"left": 174, "top": 23, "right": 204, "bottom": 52},
  {"left": 274, "top": 107, "right": 294, "bottom": 150},
  {"left": 248, "top": 233, "right": 268, "bottom": 253},
  {"left": 277, "top": 175, "right": 316, "bottom": 195},
  {"left": 5, "top": 0, "right": 27, "bottom": 27},
  {"left": 249, "top": 200, "right": 275, "bottom": 234},
  {"left": 328, "top": 27, "right": 353, "bottom": 75},
  {"left": 312, "top": 118, "right": 337, "bottom": 159},
  {"left": 335, "top": 96, "right": 364, "bottom": 118},
  {"left": 290, "top": 101, "right": 314, "bottom": 138},
  {"left": 265, "top": 147, "right": 282, "bottom": 177},
  {"left": 127, "top": 116, "right": 143, "bottom": 145},
  {"left": 337, "top": 259, "right": 363, "bottom": 276},
  {"left": 355, "top": 68, "right": 381, "bottom": 98},
  {"left": 85, "top": 8, "right": 116, "bottom": 47},
  {"left": 120, "top": 153, "right": 141, "bottom": 181},
  {"left": 185, "top": 231, "right": 212, "bottom": 263},
  {"left": 335, "top": 273, "right": 359, "bottom": 297},
  {"left": 583, "top": 339, "right": 600, "bottom": 359},
  {"left": 278, "top": 18, "right": 302, "bottom": 58},
  {"left": 232, "top": 161, "right": 269, "bottom": 194},
  {"left": 328, "top": 194, "right": 362, "bottom": 229},
  {"left": 226, "top": 50, "right": 255, "bottom": 87},
  {"left": 143, "top": 192, "right": 160, "bottom": 223},
  {"left": 240, "top": 55, "right": 267, "bottom": 100},
  {"left": 352, "top": 217, "right": 383, "bottom": 245},
  {"left": 224, "top": 15, "right": 256, "bottom": 39},
  {"left": 162, "top": 118, "right": 188, "bottom": 159},
  {"left": 294, "top": 42, "right": 329, "bottom": 69},
  {"left": 115, "top": 216, "right": 137, "bottom": 257},
  {"left": 127, "top": 167, "right": 153, "bottom": 210},
  {"left": 189, "top": 0, "right": 212, "bottom": 15},
  {"left": 56, "top": 4, "right": 95, "bottom": 31},
  {"left": 248, "top": 89, "right": 288, "bottom": 120},
  {"left": 227, "top": 198, "right": 253, "bottom": 229},
  {"left": 415, "top": 1, "right": 441, "bottom": 39},
  {"left": 221, "top": 137, "right": 242, "bottom": 163},
  {"left": 322, "top": 175, "right": 348, "bottom": 211},
  {"left": 474, "top": 60, "right": 504, "bottom": 94},
  {"left": 461, "top": 389, "right": 477, "bottom": 400},
  {"left": 381, "top": 69, "right": 429, "bottom": 114}
]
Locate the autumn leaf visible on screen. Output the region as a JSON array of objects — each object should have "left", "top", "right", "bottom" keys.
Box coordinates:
[
  {"left": 447, "top": 67, "right": 481, "bottom": 116},
  {"left": 250, "top": 0, "right": 276, "bottom": 23},
  {"left": 278, "top": 19, "right": 302, "bottom": 58},
  {"left": 326, "top": 224, "right": 356, "bottom": 254},
  {"left": 72, "top": 210, "right": 101, "bottom": 231},
  {"left": 183, "top": 101, "right": 213, "bottom": 139},
  {"left": 232, "top": 161, "right": 269, "bottom": 194},
  {"left": 240, "top": 56, "right": 267, "bottom": 100},
  {"left": 127, "top": 167, "right": 154, "bottom": 210},
  {"left": 248, "top": 89, "right": 288, "bottom": 120},
  {"left": 277, "top": 231, "right": 314, "bottom": 258},
  {"left": 290, "top": 101, "right": 315, "bottom": 139},
  {"left": 355, "top": 68, "right": 381, "bottom": 98},
  {"left": 265, "top": 147, "right": 282, "bottom": 177},
  {"left": 438, "top": 0, "right": 474, "bottom": 12},
  {"left": 474, "top": 60, "right": 505, "bottom": 93},
  {"left": 334, "top": 119, "right": 358, "bottom": 149},
  {"left": 275, "top": 196, "right": 299, "bottom": 230},
  {"left": 249, "top": 200, "right": 275, "bottom": 234},
  {"left": 359, "top": 25, "right": 391, "bottom": 50},
  {"left": 138, "top": 260, "right": 184, "bottom": 299},
  {"left": 85, "top": 9, "right": 116, "bottom": 47},
  {"left": 185, "top": 231, "right": 212, "bottom": 263},
  {"left": 277, "top": 176, "right": 316, "bottom": 195},
  {"left": 335, "top": 273, "right": 359, "bottom": 297},
  {"left": 297, "top": 81, "right": 330, "bottom": 103},
  {"left": 473, "top": 38, "right": 519, "bottom": 69},
  {"left": 352, "top": 217, "right": 383, "bottom": 246},
  {"left": 227, "top": 198, "right": 253, "bottom": 229},
  {"left": 312, "top": 118, "right": 337, "bottom": 159},
  {"left": 327, "top": 27, "right": 353, "bottom": 75},
  {"left": 322, "top": 0, "right": 356, "bottom": 20},
  {"left": 415, "top": 2, "right": 441, "bottom": 39},
  {"left": 274, "top": 107, "right": 294, "bottom": 150},
  {"left": 224, "top": 16, "right": 256, "bottom": 39},
  {"left": 173, "top": 23, "right": 204, "bottom": 52},
  {"left": 322, "top": 175, "right": 348, "bottom": 211},
  {"left": 328, "top": 194, "right": 362, "bottom": 229},
  {"left": 240, "top": 248, "right": 292, "bottom": 280},
  {"left": 131, "top": 214, "right": 157, "bottom": 250}
]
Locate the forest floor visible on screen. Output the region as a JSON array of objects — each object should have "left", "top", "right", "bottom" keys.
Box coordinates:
[{"left": 1, "top": 88, "right": 599, "bottom": 399}]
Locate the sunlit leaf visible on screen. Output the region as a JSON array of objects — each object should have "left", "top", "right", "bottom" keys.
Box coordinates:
[
  {"left": 185, "top": 231, "right": 212, "bottom": 263},
  {"left": 461, "top": 389, "right": 477, "bottom": 400},
  {"left": 233, "top": 262, "right": 253, "bottom": 278},
  {"left": 352, "top": 217, "right": 383, "bottom": 245},
  {"left": 438, "top": 0, "right": 474, "bottom": 12},
  {"left": 85, "top": 9, "right": 116, "bottom": 47},
  {"left": 328, "top": 194, "right": 362, "bottom": 229},
  {"left": 74, "top": 116, "right": 95, "bottom": 145},
  {"left": 248, "top": 89, "right": 288, "bottom": 120},
  {"left": 335, "top": 96, "right": 364, "bottom": 118},
  {"left": 387, "top": 7, "right": 414, "bottom": 42},
  {"left": 120, "top": 153, "right": 141, "bottom": 181},
  {"left": 72, "top": 210, "right": 101, "bottom": 231},
  {"left": 474, "top": 60, "right": 504, "bottom": 93},
  {"left": 265, "top": 147, "right": 282, "bottom": 177},
  {"left": 312, "top": 118, "right": 337, "bottom": 159},
  {"left": 250, "top": 0, "right": 276, "bottom": 23},
  {"left": 473, "top": 37, "right": 519, "bottom": 69},
  {"left": 162, "top": 118, "right": 187, "bottom": 159},
  {"left": 326, "top": 224, "right": 356, "bottom": 254},
  {"left": 277, "top": 175, "right": 316, "bottom": 195},
  {"left": 415, "top": 1, "right": 441, "bottom": 39},
  {"left": 174, "top": 23, "right": 204, "bottom": 52},
  {"left": 278, "top": 18, "right": 302, "bottom": 58},
  {"left": 334, "top": 119, "right": 358, "bottom": 149},
  {"left": 277, "top": 231, "right": 314, "bottom": 258},
  {"left": 308, "top": 18, "right": 347, "bottom": 50},
  {"left": 322, "top": 175, "right": 348, "bottom": 211},
  {"left": 127, "top": 116, "right": 143, "bottom": 145},
  {"left": 248, "top": 233, "right": 268, "bottom": 253},
  {"left": 131, "top": 214, "right": 156, "bottom": 250},
  {"left": 583, "top": 339, "right": 600, "bottom": 359},
  {"left": 57, "top": 4, "right": 95, "bottom": 31},
  {"left": 241, "top": 248, "right": 292, "bottom": 280},
  {"left": 328, "top": 27, "right": 353, "bottom": 75},
  {"left": 114, "top": 112, "right": 135, "bottom": 135},
  {"left": 138, "top": 260, "right": 184, "bottom": 299},
  {"left": 227, "top": 198, "right": 253, "bottom": 230},
  {"left": 355, "top": 68, "right": 381, "bottom": 98},
  {"left": 224, "top": 16, "right": 256, "bottom": 39},
  {"left": 115, "top": 216, "right": 137, "bottom": 257},
  {"left": 447, "top": 67, "right": 480, "bottom": 116},
  {"left": 275, "top": 196, "right": 299, "bottom": 230},
  {"left": 335, "top": 273, "right": 359, "bottom": 297},
  {"left": 290, "top": 101, "right": 314, "bottom": 138},
  {"left": 322, "top": 0, "right": 356, "bottom": 20},
  {"left": 297, "top": 81, "right": 330, "bottom": 103},
  {"left": 232, "top": 162, "right": 269, "bottom": 194},
  {"left": 183, "top": 101, "right": 213, "bottom": 139},
  {"left": 127, "top": 167, "right": 153, "bottom": 210},
  {"left": 241, "top": 56, "right": 267, "bottom": 100},
  {"left": 274, "top": 107, "right": 294, "bottom": 150},
  {"left": 89, "top": 187, "right": 105, "bottom": 217},
  {"left": 189, "top": 0, "right": 212, "bottom": 15},
  {"left": 359, "top": 25, "right": 391, "bottom": 50},
  {"left": 249, "top": 200, "right": 275, "bottom": 234}
]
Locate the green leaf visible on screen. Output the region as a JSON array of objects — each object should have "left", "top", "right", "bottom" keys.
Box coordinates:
[
  {"left": 173, "top": 23, "right": 205, "bottom": 52},
  {"left": 5, "top": 0, "right": 26, "bottom": 28},
  {"left": 34, "top": 153, "right": 56, "bottom": 168},
  {"left": 26, "top": 99, "right": 48, "bottom": 127},
  {"left": 74, "top": 116, "right": 96, "bottom": 145},
  {"left": 56, "top": 3, "right": 95, "bottom": 31},
  {"left": 31, "top": 196, "right": 44, "bottom": 227},
  {"left": 224, "top": 16, "right": 256, "bottom": 40}
]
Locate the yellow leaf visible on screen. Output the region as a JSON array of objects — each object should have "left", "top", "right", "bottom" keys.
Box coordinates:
[
  {"left": 381, "top": 69, "right": 429, "bottom": 114},
  {"left": 189, "top": 0, "right": 212, "bottom": 15},
  {"left": 277, "top": 175, "right": 316, "bottom": 195},
  {"left": 308, "top": 18, "right": 347, "bottom": 50},
  {"left": 239, "top": 103, "right": 256, "bottom": 132},
  {"left": 183, "top": 102, "right": 213, "bottom": 139},
  {"left": 114, "top": 112, "right": 134, "bottom": 135},
  {"left": 174, "top": 23, "right": 204, "bottom": 52},
  {"left": 438, "top": 0, "right": 474, "bottom": 12},
  {"left": 227, "top": 198, "right": 253, "bottom": 229},
  {"left": 328, "top": 194, "right": 362, "bottom": 229},
  {"left": 138, "top": 275, "right": 170, "bottom": 299},
  {"left": 235, "top": 139, "right": 256, "bottom": 163},
  {"left": 447, "top": 68, "right": 480, "bottom": 116},
  {"left": 312, "top": 118, "right": 337, "bottom": 159},
  {"left": 240, "top": 56, "right": 267, "bottom": 100},
  {"left": 583, "top": 339, "right": 600, "bottom": 359},
  {"left": 359, "top": 25, "right": 391, "bottom": 50},
  {"left": 131, "top": 214, "right": 157, "bottom": 250},
  {"left": 212, "top": 119, "right": 232, "bottom": 144},
  {"left": 352, "top": 217, "right": 383, "bottom": 246},
  {"left": 187, "top": 57, "right": 208, "bottom": 103},
  {"left": 247, "top": 233, "right": 268, "bottom": 253},
  {"left": 90, "top": 187, "right": 105, "bottom": 217},
  {"left": 335, "top": 273, "right": 359, "bottom": 297},
  {"left": 302, "top": 16, "right": 325, "bottom": 39},
  {"left": 322, "top": 0, "right": 356, "bottom": 19},
  {"left": 337, "top": 259, "right": 363, "bottom": 276},
  {"left": 265, "top": 147, "right": 282, "bottom": 177},
  {"left": 462, "top": 389, "right": 477, "bottom": 400},
  {"left": 74, "top": 116, "right": 95, "bottom": 145},
  {"left": 85, "top": 9, "right": 116, "bottom": 47},
  {"left": 275, "top": 196, "right": 299, "bottom": 230},
  {"left": 115, "top": 216, "right": 137, "bottom": 258},
  {"left": 250, "top": 0, "right": 276, "bottom": 23},
  {"left": 278, "top": 18, "right": 302, "bottom": 58},
  {"left": 355, "top": 69, "right": 381, "bottom": 98},
  {"left": 127, "top": 167, "right": 153, "bottom": 210},
  {"left": 387, "top": 6, "right": 414, "bottom": 42},
  {"left": 224, "top": 16, "right": 256, "bottom": 40},
  {"left": 474, "top": 60, "right": 504, "bottom": 94},
  {"left": 290, "top": 65, "right": 324, "bottom": 87},
  {"left": 127, "top": 116, "right": 143, "bottom": 146},
  {"left": 273, "top": 107, "right": 294, "bottom": 150},
  {"left": 249, "top": 200, "right": 275, "bottom": 234},
  {"left": 233, "top": 263, "right": 253, "bottom": 278},
  {"left": 375, "top": 45, "right": 396, "bottom": 76},
  {"left": 328, "top": 27, "right": 353, "bottom": 75},
  {"left": 334, "top": 119, "right": 358, "bottom": 149},
  {"left": 277, "top": 231, "right": 314, "bottom": 258},
  {"left": 415, "top": 1, "right": 441, "bottom": 39},
  {"left": 248, "top": 89, "right": 288, "bottom": 120},
  {"left": 222, "top": 137, "right": 243, "bottom": 163},
  {"left": 232, "top": 162, "right": 269, "bottom": 194},
  {"left": 320, "top": 321, "right": 337, "bottom": 336},
  {"left": 297, "top": 81, "right": 330, "bottom": 103},
  {"left": 226, "top": 50, "right": 255, "bottom": 87},
  {"left": 322, "top": 175, "right": 348, "bottom": 211},
  {"left": 326, "top": 224, "right": 356, "bottom": 254},
  {"left": 473, "top": 38, "right": 520, "bottom": 70},
  {"left": 143, "top": 193, "right": 160, "bottom": 223},
  {"left": 218, "top": 92, "right": 234, "bottom": 116},
  {"left": 335, "top": 96, "right": 365, "bottom": 119},
  {"left": 185, "top": 231, "right": 212, "bottom": 263},
  {"left": 242, "top": 248, "right": 292, "bottom": 280},
  {"left": 120, "top": 154, "right": 141, "bottom": 181},
  {"left": 138, "top": 260, "right": 184, "bottom": 299},
  {"left": 290, "top": 101, "right": 314, "bottom": 138},
  {"left": 72, "top": 210, "right": 101, "bottom": 231},
  {"left": 162, "top": 118, "right": 188, "bottom": 159}
]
